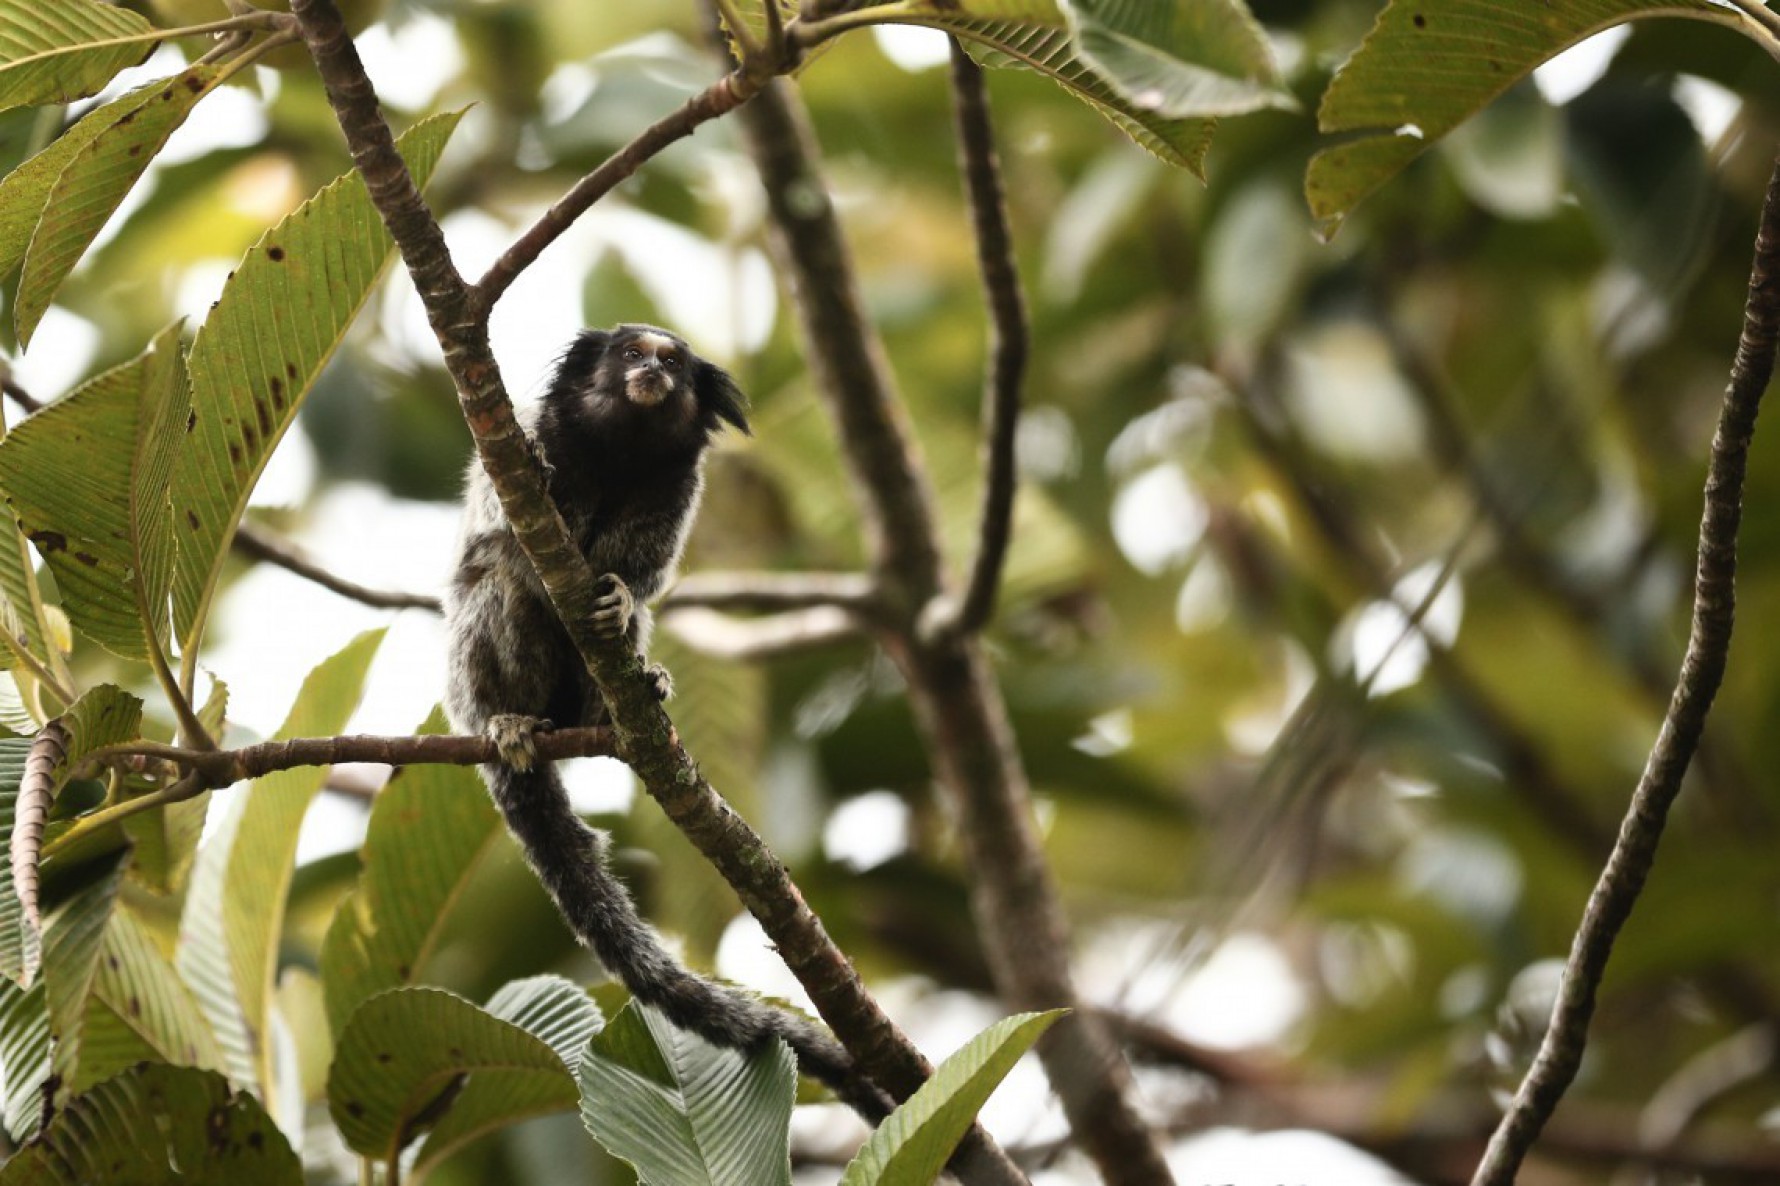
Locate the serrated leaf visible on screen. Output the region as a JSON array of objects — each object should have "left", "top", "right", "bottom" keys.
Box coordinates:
[
  {"left": 578, "top": 1002, "right": 795, "bottom": 1186},
  {"left": 411, "top": 976, "right": 603, "bottom": 1178},
  {"left": 0, "top": 978, "right": 48, "bottom": 1141},
  {"left": 319, "top": 707, "right": 502, "bottom": 1034},
  {"left": 0, "top": 1064, "right": 300, "bottom": 1186},
  {"left": 839, "top": 1010, "right": 1061, "bottom": 1185},
  {"left": 14, "top": 69, "right": 220, "bottom": 345},
  {"left": 1070, "top": 0, "right": 1294, "bottom": 119},
  {"left": 1306, "top": 0, "right": 1733, "bottom": 233},
  {"left": 41, "top": 862, "right": 222, "bottom": 1097},
  {"left": 0, "top": 0, "right": 156, "bottom": 115},
  {"left": 825, "top": 1, "right": 1217, "bottom": 173},
  {"left": 172, "top": 111, "right": 463, "bottom": 654},
  {"left": 329, "top": 986, "right": 581, "bottom": 1168},
  {"left": 176, "top": 630, "right": 383, "bottom": 1108},
  {"left": 0, "top": 326, "right": 187, "bottom": 660}
]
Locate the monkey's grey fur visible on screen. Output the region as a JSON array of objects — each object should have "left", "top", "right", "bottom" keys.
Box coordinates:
[{"left": 444, "top": 325, "right": 890, "bottom": 1120}]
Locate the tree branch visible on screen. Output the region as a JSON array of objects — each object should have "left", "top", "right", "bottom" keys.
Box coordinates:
[
  {"left": 664, "top": 569, "right": 878, "bottom": 614},
  {"left": 662, "top": 605, "right": 863, "bottom": 659},
  {"left": 232, "top": 523, "right": 443, "bottom": 612},
  {"left": 922, "top": 39, "right": 1027, "bottom": 643},
  {"left": 289, "top": 0, "right": 1008, "bottom": 1161},
  {"left": 1472, "top": 147, "right": 1780, "bottom": 1186},
  {"left": 734, "top": 73, "right": 1172, "bottom": 1186}
]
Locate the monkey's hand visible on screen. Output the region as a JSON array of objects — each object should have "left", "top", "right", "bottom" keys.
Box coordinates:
[
  {"left": 486, "top": 713, "right": 552, "bottom": 772},
  {"left": 591, "top": 574, "right": 635, "bottom": 639}
]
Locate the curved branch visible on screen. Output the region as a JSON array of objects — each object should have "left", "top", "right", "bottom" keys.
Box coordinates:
[
  {"left": 1472, "top": 148, "right": 1780, "bottom": 1186},
  {"left": 232, "top": 522, "right": 443, "bottom": 612},
  {"left": 923, "top": 38, "right": 1027, "bottom": 642},
  {"left": 10, "top": 721, "right": 65, "bottom": 986}
]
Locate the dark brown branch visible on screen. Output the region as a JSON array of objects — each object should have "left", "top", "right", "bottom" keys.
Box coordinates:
[
  {"left": 473, "top": 73, "right": 761, "bottom": 309},
  {"left": 232, "top": 522, "right": 442, "bottom": 612},
  {"left": 10, "top": 721, "right": 64, "bottom": 986},
  {"left": 924, "top": 39, "right": 1028, "bottom": 642},
  {"left": 1472, "top": 148, "right": 1780, "bottom": 1186},
  {"left": 735, "top": 74, "right": 1170, "bottom": 1186},
  {"left": 290, "top": 1, "right": 1007, "bottom": 1162}
]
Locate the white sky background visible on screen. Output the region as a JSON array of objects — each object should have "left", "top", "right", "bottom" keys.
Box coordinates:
[{"left": 2, "top": 20, "right": 1746, "bottom": 1185}]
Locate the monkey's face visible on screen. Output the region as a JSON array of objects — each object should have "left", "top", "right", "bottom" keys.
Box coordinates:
[{"left": 607, "top": 329, "right": 688, "bottom": 409}]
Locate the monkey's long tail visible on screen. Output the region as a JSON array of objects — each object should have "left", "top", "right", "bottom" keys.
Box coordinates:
[{"left": 485, "top": 762, "right": 896, "bottom": 1122}]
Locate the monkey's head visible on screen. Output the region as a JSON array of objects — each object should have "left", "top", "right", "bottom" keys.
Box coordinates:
[{"left": 551, "top": 324, "right": 750, "bottom": 443}]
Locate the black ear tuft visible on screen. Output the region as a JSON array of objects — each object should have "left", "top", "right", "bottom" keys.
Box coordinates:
[
  {"left": 548, "top": 329, "right": 611, "bottom": 396},
  {"left": 696, "top": 359, "right": 751, "bottom": 436}
]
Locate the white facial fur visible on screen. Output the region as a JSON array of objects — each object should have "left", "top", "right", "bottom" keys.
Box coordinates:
[{"left": 624, "top": 331, "right": 680, "bottom": 406}]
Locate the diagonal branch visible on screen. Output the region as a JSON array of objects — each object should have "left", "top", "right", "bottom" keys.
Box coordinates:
[
  {"left": 232, "top": 523, "right": 443, "bottom": 612},
  {"left": 923, "top": 38, "right": 1028, "bottom": 642},
  {"left": 1471, "top": 147, "right": 1780, "bottom": 1186},
  {"left": 287, "top": 3, "right": 1020, "bottom": 1169}
]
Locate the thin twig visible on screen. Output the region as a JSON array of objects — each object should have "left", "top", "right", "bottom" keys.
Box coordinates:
[
  {"left": 232, "top": 523, "right": 443, "bottom": 612},
  {"left": 1472, "top": 147, "right": 1780, "bottom": 1186},
  {"left": 921, "top": 39, "right": 1028, "bottom": 644},
  {"left": 473, "top": 72, "right": 762, "bottom": 309},
  {"left": 664, "top": 570, "right": 877, "bottom": 613}
]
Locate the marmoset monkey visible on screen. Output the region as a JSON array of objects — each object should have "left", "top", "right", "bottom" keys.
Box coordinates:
[{"left": 444, "top": 325, "right": 886, "bottom": 1117}]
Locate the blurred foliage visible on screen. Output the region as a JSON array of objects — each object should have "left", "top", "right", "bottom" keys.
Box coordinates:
[{"left": 0, "top": 0, "right": 1778, "bottom": 1182}]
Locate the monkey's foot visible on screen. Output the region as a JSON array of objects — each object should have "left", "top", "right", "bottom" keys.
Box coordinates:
[
  {"left": 486, "top": 713, "right": 551, "bottom": 771},
  {"left": 591, "top": 574, "right": 635, "bottom": 639},
  {"left": 643, "top": 662, "right": 674, "bottom": 702}
]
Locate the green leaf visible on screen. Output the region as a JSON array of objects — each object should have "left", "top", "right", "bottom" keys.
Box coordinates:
[
  {"left": 0, "top": 978, "right": 48, "bottom": 1141},
  {"left": 839, "top": 1011, "right": 1062, "bottom": 1185},
  {"left": 0, "top": 736, "right": 34, "bottom": 982},
  {"left": 0, "top": 1064, "right": 300, "bottom": 1186},
  {"left": 41, "top": 864, "right": 223, "bottom": 1096},
  {"left": 14, "top": 68, "right": 220, "bottom": 346},
  {"left": 0, "top": 0, "right": 157, "bottom": 115},
  {"left": 0, "top": 326, "right": 188, "bottom": 660},
  {"left": 578, "top": 1002, "right": 796, "bottom": 1186},
  {"left": 1070, "top": 0, "right": 1294, "bottom": 119},
  {"left": 1306, "top": 0, "right": 1736, "bottom": 234},
  {"left": 176, "top": 630, "right": 383, "bottom": 1106},
  {"left": 831, "top": 1, "right": 1217, "bottom": 173},
  {"left": 0, "top": 89, "right": 139, "bottom": 284},
  {"left": 329, "top": 985, "right": 584, "bottom": 1168},
  {"left": 319, "top": 708, "right": 502, "bottom": 1034},
  {"left": 0, "top": 409, "right": 53, "bottom": 677},
  {"left": 411, "top": 976, "right": 604, "bottom": 1178},
  {"left": 171, "top": 110, "right": 463, "bottom": 654},
  {"left": 50, "top": 684, "right": 144, "bottom": 785}
]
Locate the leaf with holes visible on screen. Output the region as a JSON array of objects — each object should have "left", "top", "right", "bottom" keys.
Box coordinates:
[
  {"left": 41, "top": 863, "right": 222, "bottom": 1099},
  {"left": 0, "top": 0, "right": 156, "bottom": 115},
  {"left": 410, "top": 976, "right": 604, "bottom": 1178},
  {"left": 839, "top": 1011, "right": 1062, "bottom": 1185},
  {"left": 1305, "top": 0, "right": 1737, "bottom": 234},
  {"left": 171, "top": 110, "right": 462, "bottom": 655},
  {"left": 14, "top": 68, "right": 221, "bottom": 346},
  {"left": 0, "top": 1064, "right": 300, "bottom": 1185},
  {"left": 319, "top": 707, "right": 502, "bottom": 1034},
  {"left": 176, "top": 630, "right": 382, "bottom": 1102},
  {"left": 0, "top": 326, "right": 188, "bottom": 660},
  {"left": 578, "top": 1002, "right": 796, "bottom": 1186},
  {"left": 329, "top": 985, "right": 588, "bottom": 1172}
]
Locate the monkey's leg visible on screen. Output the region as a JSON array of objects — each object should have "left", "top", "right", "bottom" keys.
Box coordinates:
[{"left": 485, "top": 713, "right": 553, "bottom": 772}]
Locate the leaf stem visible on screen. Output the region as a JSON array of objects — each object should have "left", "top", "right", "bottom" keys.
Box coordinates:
[{"left": 40, "top": 772, "right": 204, "bottom": 861}]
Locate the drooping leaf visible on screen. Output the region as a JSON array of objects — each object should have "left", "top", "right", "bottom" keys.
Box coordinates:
[
  {"left": 0, "top": 978, "right": 48, "bottom": 1141},
  {"left": 0, "top": 736, "right": 33, "bottom": 982},
  {"left": 0, "top": 0, "right": 157, "bottom": 115},
  {"left": 577, "top": 1002, "right": 796, "bottom": 1186},
  {"left": 1069, "top": 0, "right": 1294, "bottom": 119},
  {"left": 176, "top": 630, "right": 383, "bottom": 1105},
  {"left": 838, "top": 1011, "right": 1062, "bottom": 1185},
  {"left": 0, "top": 405, "right": 53, "bottom": 678},
  {"left": 1306, "top": 0, "right": 1735, "bottom": 234},
  {"left": 14, "top": 69, "right": 221, "bottom": 345},
  {"left": 319, "top": 707, "right": 501, "bottom": 1034},
  {"left": 171, "top": 111, "right": 463, "bottom": 654},
  {"left": 0, "top": 326, "right": 189, "bottom": 660},
  {"left": 0, "top": 1064, "right": 300, "bottom": 1186},
  {"left": 411, "top": 976, "right": 604, "bottom": 1178},
  {"left": 329, "top": 986, "right": 584, "bottom": 1170},
  {"left": 42, "top": 863, "right": 222, "bottom": 1096}
]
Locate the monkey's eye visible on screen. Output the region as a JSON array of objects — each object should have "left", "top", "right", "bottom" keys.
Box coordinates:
[
  {"left": 624, "top": 347, "right": 642, "bottom": 361},
  {"left": 661, "top": 355, "right": 680, "bottom": 371}
]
